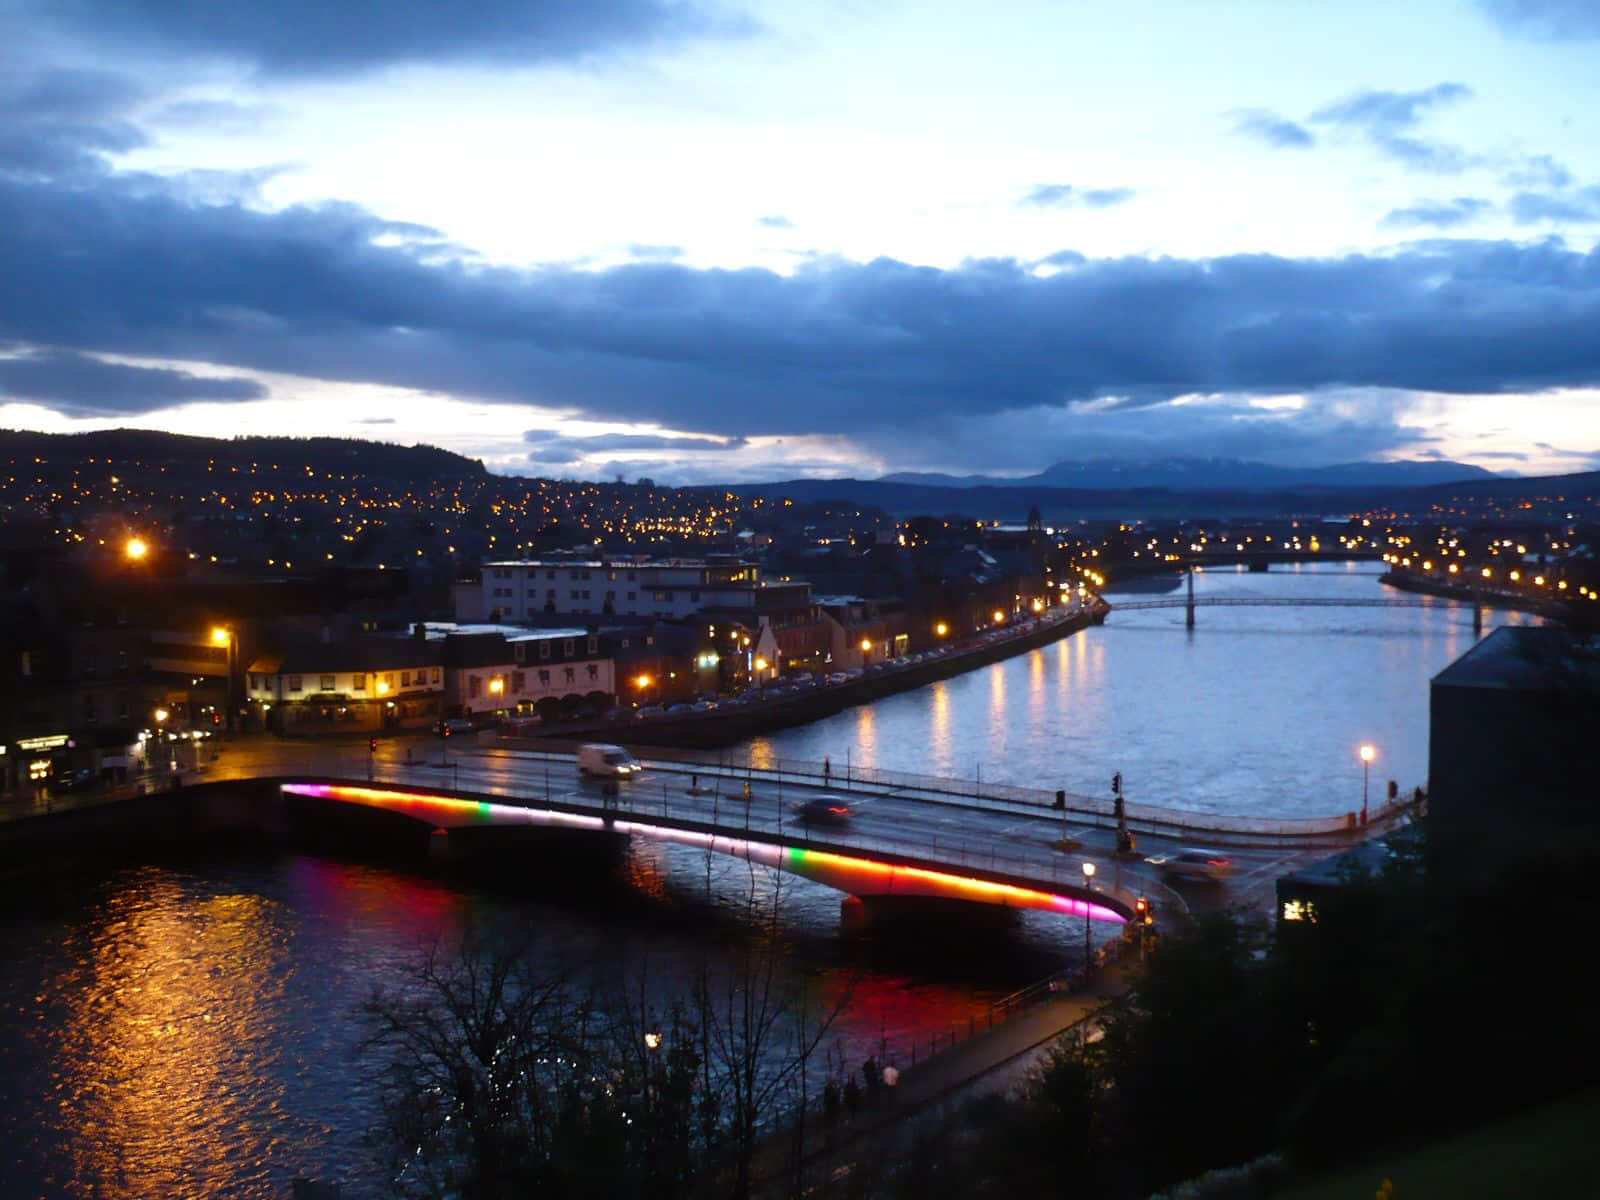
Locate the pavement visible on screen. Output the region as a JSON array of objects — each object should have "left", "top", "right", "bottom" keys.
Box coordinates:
[{"left": 748, "top": 957, "right": 1138, "bottom": 1194}]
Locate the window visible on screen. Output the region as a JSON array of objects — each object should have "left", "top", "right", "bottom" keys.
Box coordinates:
[
  {"left": 546, "top": 569, "right": 556, "bottom": 580},
  {"left": 626, "top": 571, "right": 636, "bottom": 581},
  {"left": 689, "top": 591, "right": 700, "bottom": 602},
  {"left": 83, "top": 693, "right": 96, "bottom": 720},
  {"left": 563, "top": 639, "right": 575, "bottom": 656},
  {"left": 547, "top": 588, "right": 556, "bottom": 599},
  {"left": 587, "top": 635, "right": 598, "bottom": 654},
  {"left": 117, "top": 690, "right": 130, "bottom": 719},
  {"left": 117, "top": 650, "right": 128, "bottom": 671},
  {"left": 620, "top": 638, "right": 630, "bottom": 648},
  {"left": 513, "top": 642, "right": 526, "bottom": 662},
  {"left": 527, "top": 589, "right": 538, "bottom": 598},
  {"left": 511, "top": 671, "right": 525, "bottom": 691},
  {"left": 538, "top": 668, "right": 550, "bottom": 685},
  {"left": 431, "top": 668, "right": 441, "bottom": 684},
  {"left": 564, "top": 666, "right": 575, "bottom": 683},
  {"left": 627, "top": 591, "right": 636, "bottom": 602},
  {"left": 469, "top": 675, "right": 481, "bottom": 699},
  {"left": 401, "top": 671, "right": 412, "bottom": 688},
  {"left": 581, "top": 590, "right": 590, "bottom": 600},
  {"left": 570, "top": 590, "right": 580, "bottom": 600},
  {"left": 539, "top": 641, "right": 551, "bottom": 659},
  {"left": 320, "top": 675, "right": 336, "bottom": 692},
  {"left": 289, "top": 675, "right": 303, "bottom": 692},
  {"left": 353, "top": 673, "right": 366, "bottom": 691},
  {"left": 587, "top": 663, "right": 599, "bottom": 680}
]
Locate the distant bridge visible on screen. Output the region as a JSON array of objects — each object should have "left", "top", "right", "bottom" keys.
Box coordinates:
[{"left": 1107, "top": 595, "right": 1452, "bottom": 612}]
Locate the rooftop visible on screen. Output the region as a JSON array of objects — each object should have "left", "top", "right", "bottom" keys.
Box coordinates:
[{"left": 1432, "top": 626, "right": 1600, "bottom": 694}]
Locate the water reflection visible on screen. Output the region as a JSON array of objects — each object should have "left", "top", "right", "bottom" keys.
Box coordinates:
[{"left": 751, "top": 565, "right": 1539, "bottom": 820}]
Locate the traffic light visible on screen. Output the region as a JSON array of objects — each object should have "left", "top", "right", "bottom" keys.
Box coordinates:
[
  {"left": 1053, "top": 789, "right": 1066, "bottom": 810},
  {"left": 1387, "top": 779, "right": 1398, "bottom": 801},
  {"left": 1111, "top": 771, "right": 1122, "bottom": 795},
  {"left": 369, "top": 737, "right": 378, "bottom": 754},
  {"left": 1134, "top": 896, "right": 1154, "bottom": 926}
]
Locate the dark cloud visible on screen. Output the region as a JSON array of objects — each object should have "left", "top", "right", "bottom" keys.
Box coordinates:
[
  {"left": 5, "top": 155, "right": 1600, "bottom": 439},
  {"left": 357, "top": 417, "right": 396, "bottom": 425},
  {"left": 1380, "top": 197, "right": 1493, "bottom": 229},
  {"left": 1230, "top": 109, "right": 1315, "bottom": 149},
  {"left": 524, "top": 429, "right": 747, "bottom": 464},
  {"left": 13, "top": 1, "right": 753, "bottom": 77},
  {"left": 625, "top": 243, "right": 685, "bottom": 261},
  {"left": 150, "top": 98, "right": 283, "bottom": 135},
  {"left": 0, "top": 66, "right": 150, "bottom": 182},
  {"left": 1509, "top": 186, "right": 1600, "bottom": 223},
  {"left": 1311, "top": 83, "right": 1474, "bottom": 172},
  {"left": 1480, "top": 0, "right": 1600, "bottom": 38},
  {"left": 1020, "top": 184, "right": 1135, "bottom": 209},
  {"left": 757, "top": 214, "right": 795, "bottom": 229},
  {"left": 0, "top": 349, "right": 266, "bottom": 416},
  {"left": 1502, "top": 153, "right": 1573, "bottom": 190}
]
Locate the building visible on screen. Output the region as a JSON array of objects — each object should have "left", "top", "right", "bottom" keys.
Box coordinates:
[
  {"left": 245, "top": 633, "right": 442, "bottom": 732},
  {"left": 424, "top": 625, "right": 618, "bottom": 721},
  {"left": 1427, "top": 625, "right": 1600, "bottom": 887},
  {"left": 456, "top": 557, "right": 815, "bottom": 625}
]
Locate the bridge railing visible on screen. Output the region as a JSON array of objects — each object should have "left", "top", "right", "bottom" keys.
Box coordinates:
[{"left": 539, "top": 742, "right": 1401, "bottom": 841}]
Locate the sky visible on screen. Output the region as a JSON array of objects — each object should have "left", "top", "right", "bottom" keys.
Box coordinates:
[{"left": 2, "top": 0, "right": 1600, "bottom": 485}]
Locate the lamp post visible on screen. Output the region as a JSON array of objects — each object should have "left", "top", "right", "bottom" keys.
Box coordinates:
[
  {"left": 1081, "top": 861, "right": 1096, "bottom": 981},
  {"left": 211, "top": 627, "right": 236, "bottom": 734},
  {"left": 1359, "top": 744, "right": 1375, "bottom": 824}
]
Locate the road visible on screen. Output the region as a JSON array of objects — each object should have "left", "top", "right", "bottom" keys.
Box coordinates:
[{"left": 7, "top": 730, "right": 1341, "bottom": 924}]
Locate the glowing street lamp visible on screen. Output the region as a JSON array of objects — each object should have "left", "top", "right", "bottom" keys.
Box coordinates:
[
  {"left": 935, "top": 621, "right": 949, "bottom": 638},
  {"left": 211, "top": 626, "right": 237, "bottom": 733},
  {"left": 1081, "top": 861, "right": 1097, "bottom": 978},
  {"left": 124, "top": 536, "right": 148, "bottom": 561},
  {"left": 1359, "top": 743, "right": 1376, "bottom": 824}
]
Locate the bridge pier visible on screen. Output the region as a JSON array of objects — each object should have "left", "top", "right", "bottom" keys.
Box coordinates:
[{"left": 1186, "top": 565, "right": 1196, "bottom": 629}]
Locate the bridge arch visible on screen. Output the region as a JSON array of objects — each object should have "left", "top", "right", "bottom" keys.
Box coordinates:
[{"left": 279, "top": 781, "right": 1131, "bottom": 925}]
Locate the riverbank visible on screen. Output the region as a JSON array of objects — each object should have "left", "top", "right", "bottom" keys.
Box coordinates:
[
  {"left": 535, "top": 599, "right": 1108, "bottom": 751},
  {"left": 1379, "top": 570, "right": 1568, "bottom": 619}
]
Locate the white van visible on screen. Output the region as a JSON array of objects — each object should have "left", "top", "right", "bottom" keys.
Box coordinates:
[{"left": 577, "top": 743, "right": 642, "bottom": 778}]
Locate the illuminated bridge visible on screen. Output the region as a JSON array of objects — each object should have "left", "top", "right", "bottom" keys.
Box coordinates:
[{"left": 280, "top": 780, "right": 1135, "bottom": 927}]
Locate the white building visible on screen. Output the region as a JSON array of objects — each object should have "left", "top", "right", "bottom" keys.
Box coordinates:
[{"left": 455, "top": 557, "right": 812, "bottom": 624}]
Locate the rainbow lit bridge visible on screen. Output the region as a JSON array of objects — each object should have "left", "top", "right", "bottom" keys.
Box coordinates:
[{"left": 281, "top": 781, "right": 1133, "bottom": 926}]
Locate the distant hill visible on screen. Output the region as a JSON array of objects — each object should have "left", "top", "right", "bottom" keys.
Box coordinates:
[
  {"left": 882, "top": 457, "right": 1497, "bottom": 492},
  {"left": 0, "top": 428, "right": 488, "bottom": 480}
]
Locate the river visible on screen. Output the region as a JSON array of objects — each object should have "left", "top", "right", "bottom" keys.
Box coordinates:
[
  {"left": 749, "top": 562, "right": 1536, "bottom": 820},
  {"left": 0, "top": 563, "right": 1534, "bottom": 1197}
]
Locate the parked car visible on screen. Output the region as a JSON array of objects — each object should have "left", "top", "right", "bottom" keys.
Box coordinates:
[
  {"left": 51, "top": 767, "right": 98, "bottom": 792},
  {"left": 795, "top": 795, "right": 853, "bottom": 827},
  {"left": 1146, "top": 847, "right": 1233, "bottom": 882}
]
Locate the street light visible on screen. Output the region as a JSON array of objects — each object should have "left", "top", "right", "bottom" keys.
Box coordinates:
[
  {"left": 1359, "top": 744, "right": 1375, "bottom": 824},
  {"left": 1081, "top": 861, "right": 1097, "bottom": 980},
  {"left": 211, "top": 626, "right": 237, "bottom": 734}
]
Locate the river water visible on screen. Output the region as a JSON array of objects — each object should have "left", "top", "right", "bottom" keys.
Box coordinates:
[
  {"left": 752, "top": 563, "right": 1535, "bottom": 821},
  {"left": 0, "top": 564, "right": 1533, "bottom": 1197}
]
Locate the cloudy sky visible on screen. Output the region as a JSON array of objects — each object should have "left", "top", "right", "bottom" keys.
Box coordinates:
[{"left": 3, "top": 0, "right": 1599, "bottom": 483}]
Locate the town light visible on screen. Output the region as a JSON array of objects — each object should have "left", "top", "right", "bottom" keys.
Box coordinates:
[
  {"left": 860, "top": 638, "right": 872, "bottom": 653},
  {"left": 376, "top": 680, "right": 390, "bottom": 696},
  {"left": 754, "top": 657, "right": 769, "bottom": 672},
  {"left": 635, "top": 674, "right": 652, "bottom": 689},
  {"left": 488, "top": 677, "right": 504, "bottom": 695},
  {"left": 125, "top": 536, "right": 148, "bottom": 561},
  {"left": 1359, "top": 744, "right": 1375, "bottom": 824},
  {"left": 993, "top": 610, "right": 1005, "bottom": 624},
  {"left": 211, "top": 627, "right": 231, "bottom": 646},
  {"left": 935, "top": 622, "right": 949, "bottom": 637}
]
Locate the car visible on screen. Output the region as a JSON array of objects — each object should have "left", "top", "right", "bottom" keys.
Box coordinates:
[
  {"left": 577, "top": 743, "right": 642, "bottom": 777},
  {"left": 1147, "top": 847, "right": 1234, "bottom": 882},
  {"left": 51, "top": 767, "right": 98, "bottom": 792},
  {"left": 795, "top": 795, "right": 853, "bottom": 827},
  {"left": 666, "top": 703, "right": 694, "bottom": 714}
]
